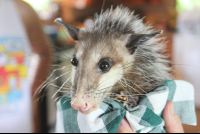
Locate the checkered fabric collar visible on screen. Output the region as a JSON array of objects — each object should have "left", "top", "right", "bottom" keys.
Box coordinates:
[{"left": 56, "top": 80, "right": 197, "bottom": 133}]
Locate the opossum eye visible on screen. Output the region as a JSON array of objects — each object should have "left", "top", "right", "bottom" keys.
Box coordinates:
[
  {"left": 98, "top": 59, "right": 111, "bottom": 73},
  {"left": 71, "top": 57, "right": 78, "bottom": 67}
]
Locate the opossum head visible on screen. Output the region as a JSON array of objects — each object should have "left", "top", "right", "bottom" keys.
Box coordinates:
[{"left": 54, "top": 7, "right": 163, "bottom": 114}]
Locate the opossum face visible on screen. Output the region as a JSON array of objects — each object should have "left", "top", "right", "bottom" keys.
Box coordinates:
[
  {"left": 54, "top": 18, "right": 161, "bottom": 114},
  {"left": 70, "top": 35, "right": 135, "bottom": 114}
]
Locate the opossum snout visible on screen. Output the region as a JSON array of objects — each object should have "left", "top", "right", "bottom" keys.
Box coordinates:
[{"left": 71, "top": 98, "right": 99, "bottom": 114}]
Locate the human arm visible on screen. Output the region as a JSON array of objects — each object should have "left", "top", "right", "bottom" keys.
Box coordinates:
[
  {"left": 15, "top": 0, "right": 52, "bottom": 96},
  {"left": 14, "top": 1, "right": 52, "bottom": 132}
]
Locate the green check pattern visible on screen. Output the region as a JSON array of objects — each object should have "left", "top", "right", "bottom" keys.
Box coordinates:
[{"left": 56, "top": 80, "right": 197, "bottom": 133}]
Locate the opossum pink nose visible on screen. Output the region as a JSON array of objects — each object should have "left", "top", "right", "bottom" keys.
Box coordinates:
[{"left": 71, "top": 100, "right": 91, "bottom": 111}]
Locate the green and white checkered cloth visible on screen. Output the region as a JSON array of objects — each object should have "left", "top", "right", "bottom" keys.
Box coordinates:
[{"left": 55, "top": 80, "right": 197, "bottom": 133}]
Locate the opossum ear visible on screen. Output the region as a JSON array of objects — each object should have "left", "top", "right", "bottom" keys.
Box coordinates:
[
  {"left": 126, "top": 31, "right": 162, "bottom": 54},
  {"left": 54, "top": 18, "right": 80, "bottom": 41}
]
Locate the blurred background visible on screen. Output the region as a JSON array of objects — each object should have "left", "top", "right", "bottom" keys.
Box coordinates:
[{"left": 0, "top": 0, "right": 200, "bottom": 133}]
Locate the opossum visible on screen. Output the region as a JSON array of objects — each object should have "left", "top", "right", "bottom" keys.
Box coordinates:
[{"left": 54, "top": 6, "right": 171, "bottom": 114}]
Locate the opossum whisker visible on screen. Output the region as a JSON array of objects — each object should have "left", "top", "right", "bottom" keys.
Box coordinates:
[
  {"left": 109, "top": 93, "right": 146, "bottom": 96},
  {"left": 57, "top": 73, "right": 73, "bottom": 87},
  {"left": 118, "top": 81, "right": 139, "bottom": 102},
  {"left": 52, "top": 75, "right": 72, "bottom": 99},
  {"left": 133, "top": 70, "right": 157, "bottom": 83},
  {"left": 34, "top": 66, "right": 66, "bottom": 96},
  {"left": 58, "top": 91, "right": 72, "bottom": 93},
  {"left": 41, "top": 83, "right": 71, "bottom": 101},
  {"left": 96, "top": 85, "right": 118, "bottom": 92},
  {"left": 117, "top": 77, "right": 141, "bottom": 100},
  {"left": 132, "top": 69, "right": 174, "bottom": 90},
  {"left": 47, "top": 66, "right": 66, "bottom": 79},
  {"left": 38, "top": 71, "right": 71, "bottom": 99},
  {"left": 137, "top": 67, "right": 169, "bottom": 83},
  {"left": 119, "top": 72, "right": 152, "bottom": 87},
  {"left": 46, "top": 83, "right": 71, "bottom": 91},
  {"left": 54, "top": 96, "right": 62, "bottom": 102},
  {"left": 118, "top": 80, "right": 127, "bottom": 89},
  {"left": 51, "top": 65, "right": 72, "bottom": 67},
  {"left": 110, "top": 71, "right": 143, "bottom": 94},
  {"left": 121, "top": 61, "right": 171, "bottom": 70},
  {"left": 85, "top": 78, "right": 113, "bottom": 94},
  {"left": 94, "top": 79, "right": 112, "bottom": 91},
  {"left": 62, "top": 97, "right": 72, "bottom": 105},
  {"left": 120, "top": 61, "right": 170, "bottom": 69},
  {"left": 89, "top": 83, "right": 109, "bottom": 94},
  {"left": 35, "top": 92, "right": 56, "bottom": 102},
  {"left": 37, "top": 70, "right": 71, "bottom": 94},
  {"left": 119, "top": 74, "right": 148, "bottom": 94},
  {"left": 133, "top": 82, "right": 147, "bottom": 94}
]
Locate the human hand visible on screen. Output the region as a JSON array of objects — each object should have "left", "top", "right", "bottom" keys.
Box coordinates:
[{"left": 117, "top": 101, "right": 184, "bottom": 133}]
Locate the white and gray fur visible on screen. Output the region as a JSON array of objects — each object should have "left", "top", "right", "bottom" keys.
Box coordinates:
[{"left": 55, "top": 6, "right": 172, "bottom": 107}]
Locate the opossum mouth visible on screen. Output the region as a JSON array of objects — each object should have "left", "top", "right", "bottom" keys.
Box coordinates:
[{"left": 77, "top": 104, "right": 99, "bottom": 115}]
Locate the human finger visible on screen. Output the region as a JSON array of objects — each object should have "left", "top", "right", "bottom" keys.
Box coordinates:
[
  {"left": 163, "top": 101, "right": 184, "bottom": 133},
  {"left": 117, "top": 118, "right": 136, "bottom": 133}
]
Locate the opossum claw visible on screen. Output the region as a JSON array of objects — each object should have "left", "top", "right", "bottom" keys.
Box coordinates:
[{"left": 115, "top": 92, "right": 129, "bottom": 106}]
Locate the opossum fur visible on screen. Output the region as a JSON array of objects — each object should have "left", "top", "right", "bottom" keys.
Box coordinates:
[{"left": 55, "top": 5, "right": 172, "bottom": 108}]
